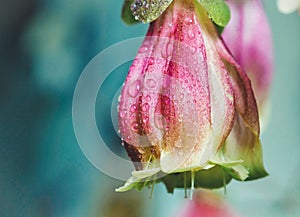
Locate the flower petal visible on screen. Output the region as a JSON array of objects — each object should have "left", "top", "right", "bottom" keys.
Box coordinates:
[
  {"left": 222, "top": 0, "right": 273, "bottom": 125},
  {"left": 217, "top": 41, "right": 268, "bottom": 180},
  {"left": 157, "top": 0, "right": 235, "bottom": 173}
]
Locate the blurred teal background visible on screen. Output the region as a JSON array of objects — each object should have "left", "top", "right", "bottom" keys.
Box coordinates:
[{"left": 0, "top": 0, "right": 299, "bottom": 217}]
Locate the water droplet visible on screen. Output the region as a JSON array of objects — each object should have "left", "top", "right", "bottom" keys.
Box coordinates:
[
  {"left": 188, "top": 30, "right": 195, "bottom": 39},
  {"left": 142, "top": 103, "right": 150, "bottom": 112},
  {"left": 128, "top": 80, "right": 141, "bottom": 98},
  {"left": 119, "top": 110, "right": 126, "bottom": 118},
  {"left": 190, "top": 46, "right": 196, "bottom": 54},
  {"left": 138, "top": 149, "right": 145, "bottom": 154},
  {"left": 142, "top": 117, "right": 149, "bottom": 123},
  {"left": 147, "top": 79, "right": 156, "bottom": 88},
  {"left": 146, "top": 95, "right": 151, "bottom": 101},
  {"left": 140, "top": 45, "right": 149, "bottom": 53},
  {"left": 184, "top": 17, "right": 193, "bottom": 25},
  {"left": 178, "top": 72, "right": 185, "bottom": 78},
  {"left": 164, "top": 98, "right": 170, "bottom": 104},
  {"left": 161, "top": 42, "right": 172, "bottom": 59},
  {"left": 131, "top": 121, "right": 139, "bottom": 132},
  {"left": 148, "top": 57, "right": 154, "bottom": 65},
  {"left": 130, "top": 104, "right": 137, "bottom": 113},
  {"left": 178, "top": 149, "right": 184, "bottom": 156},
  {"left": 175, "top": 141, "right": 183, "bottom": 148}
]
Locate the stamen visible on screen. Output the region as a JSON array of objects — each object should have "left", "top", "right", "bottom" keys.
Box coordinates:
[{"left": 190, "top": 171, "right": 195, "bottom": 200}]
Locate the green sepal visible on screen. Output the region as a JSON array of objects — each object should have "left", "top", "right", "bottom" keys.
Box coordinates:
[
  {"left": 197, "top": 0, "right": 231, "bottom": 27},
  {"left": 214, "top": 24, "right": 225, "bottom": 35},
  {"left": 222, "top": 115, "right": 269, "bottom": 181},
  {"left": 161, "top": 166, "right": 232, "bottom": 193},
  {"left": 211, "top": 149, "right": 249, "bottom": 181},
  {"left": 130, "top": 0, "right": 173, "bottom": 23},
  {"left": 116, "top": 166, "right": 232, "bottom": 193},
  {"left": 115, "top": 176, "right": 141, "bottom": 192},
  {"left": 122, "top": 0, "right": 140, "bottom": 25},
  {"left": 242, "top": 139, "right": 269, "bottom": 181}
]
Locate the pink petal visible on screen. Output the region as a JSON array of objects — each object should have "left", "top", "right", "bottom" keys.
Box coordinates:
[{"left": 223, "top": 0, "right": 273, "bottom": 109}]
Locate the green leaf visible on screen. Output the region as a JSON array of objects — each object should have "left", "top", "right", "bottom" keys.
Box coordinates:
[
  {"left": 161, "top": 166, "right": 232, "bottom": 193},
  {"left": 122, "top": 0, "right": 140, "bottom": 25},
  {"left": 131, "top": 0, "right": 173, "bottom": 23},
  {"left": 115, "top": 176, "right": 141, "bottom": 192},
  {"left": 197, "top": 0, "right": 231, "bottom": 27}
]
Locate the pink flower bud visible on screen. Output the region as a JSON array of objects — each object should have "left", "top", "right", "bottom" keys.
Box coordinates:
[{"left": 117, "top": 0, "right": 267, "bottom": 193}]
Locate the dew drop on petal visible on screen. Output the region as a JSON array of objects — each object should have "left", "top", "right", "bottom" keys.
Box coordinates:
[
  {"left": 140, "top": 45, "right": 149, "bottom": 53},
  {"left": 178, "top": 149, "right": 184, "bottom": 156},
  {"left": 178, "top": 72, "right": 185, "bottom": 78},
  {"left": 148, "top": 57, "right": 155, "bottom": 65},
  {"left": 130, "top": 104, "right": 137, "bottom": 113},
  {"left": 184, "top": 17, "right": 193, "bottom": 25},
  {"left": 131, "top": 121, "right": 139, "bottom": 132},
  {"left": 142, "top": 117, "right": 149, "bottom": 123},
  {"left": 142, "top": 103, "right": 150, "bottom": 112},
  {"left": 175, "top": 140, "right": 183, "bottom": 148},
  {"left": 190, "top": 46, "right": 196, "bottom": 54},
  {"left": 119, "top": 110, "right": 126, "bottom": 118},
  {"left": 128, "top": 80, "right": 141, "bottom": 98},
  {"left": 147, "top": 79, "right": 156, "bottom": 88},
  {"left": 146, "top": 95, "right": 151, "bottom": 101},
  {"left": 161, "top": 42, "right": 172, "bottom": 59},
  {"left": 188, "top": 29, "right": 195, "bottom": 39},
  {"left": 164, "top": 97, "right": 170, "bottom": 105}
]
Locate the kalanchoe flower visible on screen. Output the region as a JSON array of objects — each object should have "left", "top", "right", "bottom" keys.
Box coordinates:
[
  {"left": 277, "top": 0, "right": 300, "bottom": 14},
  {"left": 222, "top": 0, "right": 273, "bottom": 128},
  {"left": 117, "top": 0, "right": 267, "bottom": 193}
]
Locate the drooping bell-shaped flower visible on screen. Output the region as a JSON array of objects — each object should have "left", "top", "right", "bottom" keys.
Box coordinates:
[
  {"left": 222, "top": 0, "right": 273, "bottom": 127},
  {"left": 117, "top": 0, "right": 267, "bottom": 193},
  {"left": 277, "top": 0, "right": 300, "bottom": 14}
]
